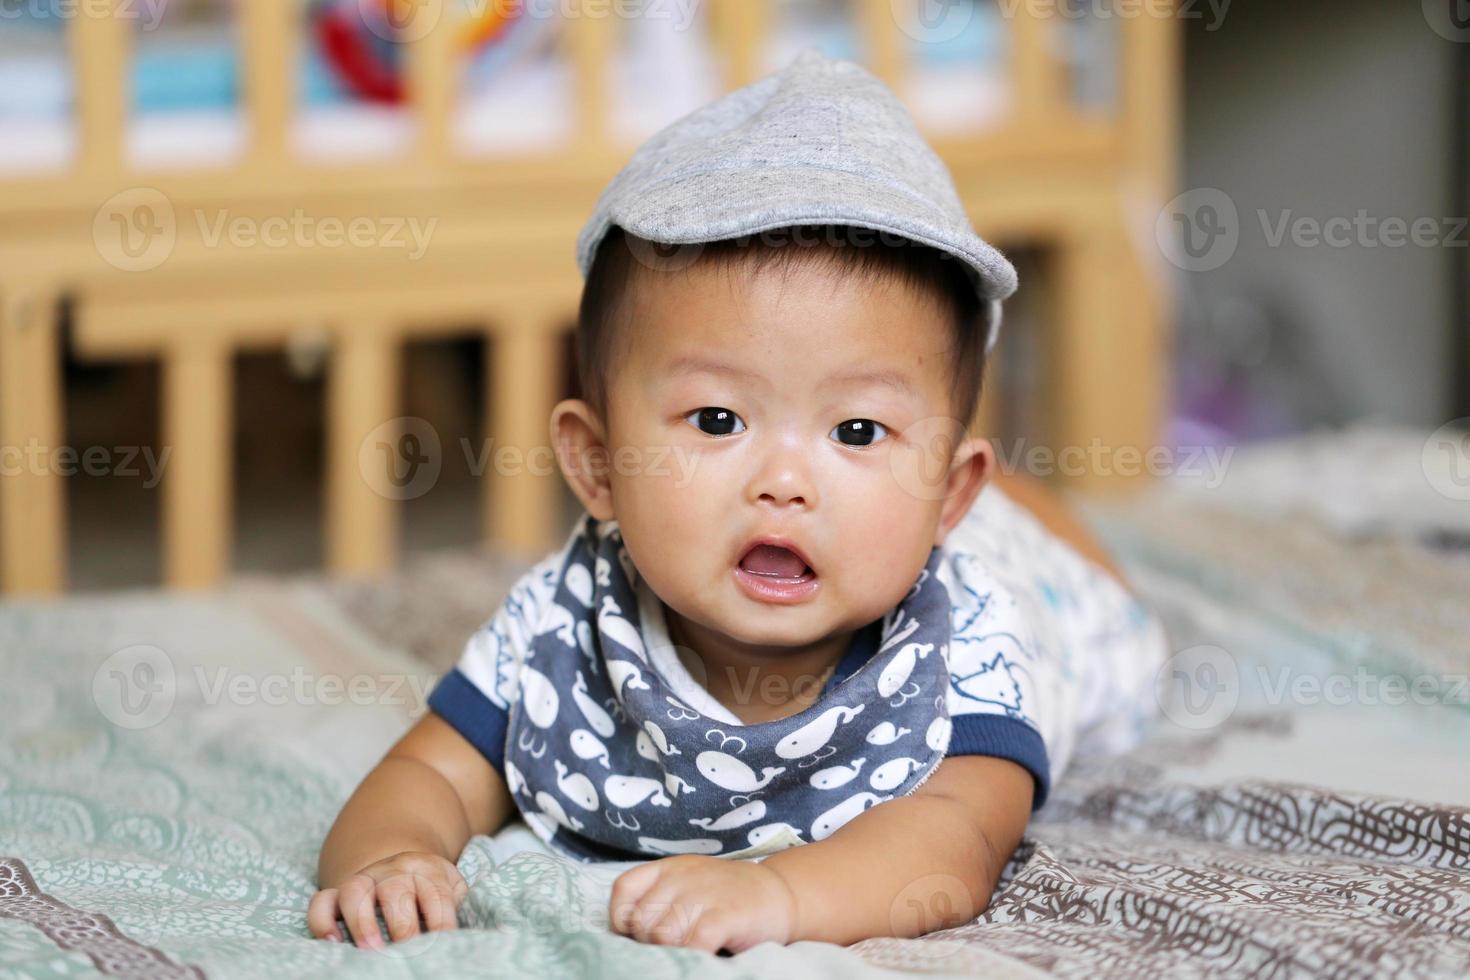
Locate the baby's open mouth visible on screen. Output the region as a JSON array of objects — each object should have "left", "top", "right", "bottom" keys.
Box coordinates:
[
  {"left": 733, "top": 541, "right": 820, "bottom": 604},
  {"left": 739, "top": 544, "right": 814, "bottom": 580}
]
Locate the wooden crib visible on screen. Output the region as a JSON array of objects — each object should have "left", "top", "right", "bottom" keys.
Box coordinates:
[{"left": 0, "top": 0, "right": 1178, "bottom": 596}]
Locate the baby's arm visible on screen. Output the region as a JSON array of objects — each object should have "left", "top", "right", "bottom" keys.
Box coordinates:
[
  {"left": 610, "top": 754, "right": 1032, "bottom": 951},
  {"left": 309, "top": 711, "right": 515, "bottom": 947}
]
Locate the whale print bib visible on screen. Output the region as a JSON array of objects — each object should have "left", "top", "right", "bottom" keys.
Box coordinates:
[{"left": 502, "top": 515, "right": 955, "bottom": 862}]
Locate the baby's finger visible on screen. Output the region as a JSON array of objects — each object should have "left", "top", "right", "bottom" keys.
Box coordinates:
[
  {"left": 377, "top": 876, "right": 422, "bottom": 944},
  {"left": 306, "top": 889, "right": 343, "bottom": 942},
  {"left": 608, "top": 863, "right": 662, "bottom": 935},
  {"left": 645, "top": 896, "right": 701, "bottom": 947},
  {"left": 681, "top": 911, "right": 731, "bottom": 954},
  {"left": 337, "top": 875, "right": 384, "bottom": 949},
  {"left": 418, "top": 879, "right": 460, "bottom": 933},
  {"left": 628, "top": 884, "right": 685, "bottom": 945}
]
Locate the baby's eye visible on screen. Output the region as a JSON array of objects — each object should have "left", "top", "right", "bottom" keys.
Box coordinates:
[
  {"left": 830, "top": 419, "right": 889, "bottom": 447},
  {"left": 685, "top": 407, "right": 746, "bottom": 436}
]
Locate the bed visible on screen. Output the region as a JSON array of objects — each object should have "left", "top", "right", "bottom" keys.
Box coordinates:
[{"left": 3, "top": 425, "right": 1467, "bottom": 978}]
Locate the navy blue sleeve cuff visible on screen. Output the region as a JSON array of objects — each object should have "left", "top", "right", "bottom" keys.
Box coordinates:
[
  {"left": 947, "top": 713, "right": 1052, "bottom": 811},
  {"left": 427, "top": 667, "right": 508, "bottom": 777}
]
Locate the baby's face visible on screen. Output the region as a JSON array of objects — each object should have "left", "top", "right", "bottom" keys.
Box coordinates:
[{"left": 564, "top": 258, "right": 990, "bottom": 651}]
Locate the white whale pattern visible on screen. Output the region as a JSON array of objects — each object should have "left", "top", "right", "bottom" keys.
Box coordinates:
[
  {"left": 500, "top": 515, "right": 957, "bottom": 862},
  {"left": 812, "top": 792, "right": 891, "bottom": 841},
  {"left": 569, "top": 729, "right": 611, "bottom": 768},
  {"left": 520, "top": 666, "right": 559, "bottom": 729},
  {"left": 689, "top": 799, "right": 766, "bottom": 831},
  {"left": 553, "top": 760, "right": 600, "bottom": 811},
  {"left": 776, "top": 704, "right": 865, "bottom": 760},
  {"left": 696, "top": 751, "right": 785, "bottom": 792},
  {"left": 878, "top": 642, "right": 934, "bottom": 698},
  {"left": 869, "top": 757, "right": 924, "bottom": 791},
  {"left": 605, "top": 775, "right": 672, "bottom": 808},
  {"left": 809, "top": 757, "right": 865, "bottom": 790},
  {"left": 572, "top": 671, "right": 615, "bottom": 737},
  {"left": 865, "top": 721, "right": 911, "bottom": 746}
]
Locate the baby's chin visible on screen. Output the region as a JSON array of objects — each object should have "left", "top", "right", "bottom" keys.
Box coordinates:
[{"left": 685, "top": 597, "right": 874, "bottom": 653}]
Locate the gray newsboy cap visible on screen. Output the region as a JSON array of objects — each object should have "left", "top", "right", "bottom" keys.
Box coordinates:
[{"left": 574, "top": 47, "right": 1018, "bottom": 352}]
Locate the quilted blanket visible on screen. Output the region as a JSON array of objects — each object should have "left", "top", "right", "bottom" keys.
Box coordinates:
[{"left": 3, "top": 426, "right": 1468, "bottom": 978}]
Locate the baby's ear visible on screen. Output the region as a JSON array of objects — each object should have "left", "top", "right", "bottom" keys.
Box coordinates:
[
  {"left": 550, "top": 399, "right": 616, "bottom": 521},
  {"left": 934, "top": 436, "right": 994, "bottom": 546}
]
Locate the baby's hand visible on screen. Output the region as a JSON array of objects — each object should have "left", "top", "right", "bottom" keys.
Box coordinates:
[
  {"left": 308, "top": 851, "right": 468, "bottom": 949},
  {"left": 609, "top": 855, "right": 797, "bottom": 954}
]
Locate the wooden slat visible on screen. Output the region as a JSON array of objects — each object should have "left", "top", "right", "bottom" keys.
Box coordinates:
[
  {"left": 73, "top": 273, "right": 584, "bottom": 358},
  {"left": 1120, "top": 0, "right": 1180, "bottom": 200},
  {"left": 1046, "top": 220, "right": 1157, "bottom": 492},
  {"left": 406, "top": 0, "right": 457, "bottom": 161},
  {"left": 486, "top": 323, "right": 564, "bottom": 555},
  {"left": 240, "top": 0, "right": 294, "bottom": 166},
  {"left": 163, "top": 343, "right": 232, "bottom": 588},
  {"left": 714, "top": 0, "right": 771, "bottom": 89},
  {"left": 857, "top": 0, "right": 905, "bottom": 87},
  {"left": 0, "top": 289, "right": 66, "bottom": 594},
  {"left": 326, "top": 329, "right": 401, "bottom": 576},
  {"left": 1010, "top": 0, "right": 1066, "bottom": 122},
  {"left": 567, "top": 0, "right": 611, "bottom": 150},
  {"left": 69, "top": 0, "right": 129, "bottom": 173}
]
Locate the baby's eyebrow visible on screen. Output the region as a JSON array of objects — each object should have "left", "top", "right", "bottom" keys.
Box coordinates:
[
  {"left": 821, "top": 368, "right": 921, "bottom": 398},
  {"left": 665, "top": 355, "right": 761, "bottom": 382}
]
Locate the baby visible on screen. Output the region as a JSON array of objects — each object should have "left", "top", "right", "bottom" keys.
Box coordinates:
[{"left": 310, "top": 49, "right": 1166, "bottom": 953}]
